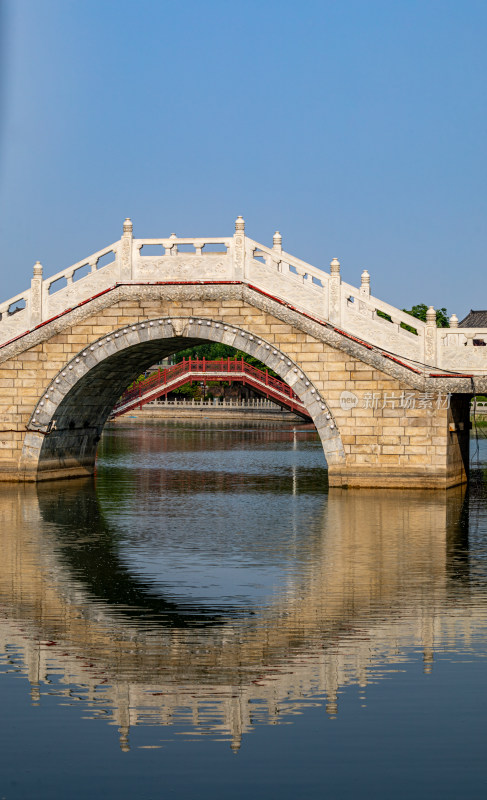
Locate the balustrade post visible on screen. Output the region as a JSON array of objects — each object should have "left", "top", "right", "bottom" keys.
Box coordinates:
[
  {"left": 233, "top": 216, "right": 245, "bottom": 280},
  {"left": 329, "top": 258, "right": 341, "bottom": 324},
  {"left": 424, "top": 305, "right": 438, "bottom": 365},
  {"left": 360, "top": 270, "right": 370, "bottom": 298},
  {"left": 29, "top": 261, "right": 43, "bottom": 327},
  {"left": 169, "top": 233, "right": 178, "bottom": 255},
  {"left": 120, "top": 218, "right": 133, "bottom": 280}
]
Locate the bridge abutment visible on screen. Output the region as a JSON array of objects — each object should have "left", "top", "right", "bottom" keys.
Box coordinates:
[{"left": 328, "top": 392, "right": 470, "bottom": 489}]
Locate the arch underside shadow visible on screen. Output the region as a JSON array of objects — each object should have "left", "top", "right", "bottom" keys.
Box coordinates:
[{"left": 21, "top": 318, "right": 345, "bottom": 480}]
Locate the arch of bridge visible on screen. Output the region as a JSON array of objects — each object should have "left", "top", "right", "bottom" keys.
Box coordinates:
[
  {"left": 20, "top": 315, "right": 345, "bottom": 478},
  {"left": 0, "top": 282, "right": 468, "bottom": 488}
]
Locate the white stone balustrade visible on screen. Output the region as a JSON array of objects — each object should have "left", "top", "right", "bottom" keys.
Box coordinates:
[
  {"left": 0, "top": 290, "right": 29, "bottom": 326},
  {"left": 1, "top": 217, "right": 486, "bottom": 375}
]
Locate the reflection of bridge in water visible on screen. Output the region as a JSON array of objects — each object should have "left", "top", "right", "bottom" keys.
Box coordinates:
[{"left": 0, "top": 479, "right": 484, "bottom": 751}]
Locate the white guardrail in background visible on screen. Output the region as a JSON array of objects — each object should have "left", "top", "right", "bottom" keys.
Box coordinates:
[
  {"left": 147, "top": 398, "right": 288, "bottom": 409},
  {"left": 1, "top": 217, "right": 486, "bottom": 374}
]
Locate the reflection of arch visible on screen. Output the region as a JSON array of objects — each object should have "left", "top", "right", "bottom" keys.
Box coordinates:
[
  {"left": 21, "top": 317, "right": 345, "bottom": 479},
  {"left": 36, "top": 480, "right": 269, "bottom": 625},
  {"left": 0, "top": 480, "right": 473, "bottom": 750}
]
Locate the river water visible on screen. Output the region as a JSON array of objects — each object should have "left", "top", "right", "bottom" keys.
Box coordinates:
[{"left": 1, "top": 419, "right": 487, "bottom": 798}]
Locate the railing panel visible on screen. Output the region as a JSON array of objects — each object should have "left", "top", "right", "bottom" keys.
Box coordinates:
[
  {"left": 0, "top": 296, "right": 30, "bottom": 340},
  {"left": 338, "top": 291, "right": 424, "bottom": 364},
  {"left": 245, "top": 258, "right": 328, "bottom": 321},
  {"left": 0, "top": 289, "right": 30, "bottom": 336},
  {"left": 133, "top": 237, "right": 234, "bottom": 282},
  {"left": 43, "top": 258, "right": 121, "bottom": 320},
  {"left": 245, "top": 237, "right": 331, "bottom": 286},
  {"left": 44, "top": 241, "right": 121, "bottom": 292}
]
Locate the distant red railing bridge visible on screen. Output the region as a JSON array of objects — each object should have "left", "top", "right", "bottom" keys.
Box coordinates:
[{"left": 111, "top": 358, "right": 311, "bottom": 419}]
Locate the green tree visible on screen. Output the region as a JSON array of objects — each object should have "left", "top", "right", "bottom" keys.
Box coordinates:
[
  {"left": 173, "top": 342, "right": 276, "bottom": 374},
  {"left": 172, "top": 383, "right": 201, "bottom": 399},
  {"left": 403, "top": 304, "right": 449, "bottom": 328},
  {"left": 168, "top": 342, "right": 278, "bottom": 398},
  {"left": 174, "top": 342, "right": 235, "bottom": 361}
]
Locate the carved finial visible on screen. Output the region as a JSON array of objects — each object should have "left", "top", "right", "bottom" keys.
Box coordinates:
[
  {"left": 273, "top": 231, "right": 282, "bottom": 251},
  {"left": 449, "top": 313, "right": 458, "bottom": 328},
  {"left": 169, "top": 232, "right": 177, "bottom": 239},
  {"left": 330, "top": 258, "right": 340, "bottom": 276},
  {"left": 235, "top": 216, "right": 245, "bottom": 233},
  {"left": 123, "top": 218, "right": 133, "bottom": 235},
  {"left": 426, "top": 305, "right": 436, "bottom": 325},
  {"left": 360, "top": 269, "right": 370, "bottom": 297},
  {"left": 33, "top": 261, "right": 43, "bottom": 277}
]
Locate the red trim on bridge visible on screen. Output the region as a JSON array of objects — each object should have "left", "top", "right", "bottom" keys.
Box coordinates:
[
  {"left": 333, "top": 328, "right": 374, "bottom": 350},
  {"left": 0, "top": 280, "right": 433, "bottom": 377},
  {"left": 111, "top": 357, "right": 311, "bottom": 420},
  {"left": 383, "top": 354, "right": 422, "bottom": 374},
  {"left": 429, "top": 373, "right": 474, "bottom": 378}
]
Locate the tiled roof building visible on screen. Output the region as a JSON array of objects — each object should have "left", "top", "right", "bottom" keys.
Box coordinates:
[{"left": 459, "top": 310, "right": 487, "bottom": 327}]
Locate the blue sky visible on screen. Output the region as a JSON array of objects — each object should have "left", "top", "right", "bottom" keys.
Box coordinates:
[{"left": 1, "top": 0, "right": 486, "bottom": 318}]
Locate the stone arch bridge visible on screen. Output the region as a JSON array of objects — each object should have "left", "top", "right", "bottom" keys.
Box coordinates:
[{"left": 0, "top": 217, "right": 485, "bottom": 488}]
